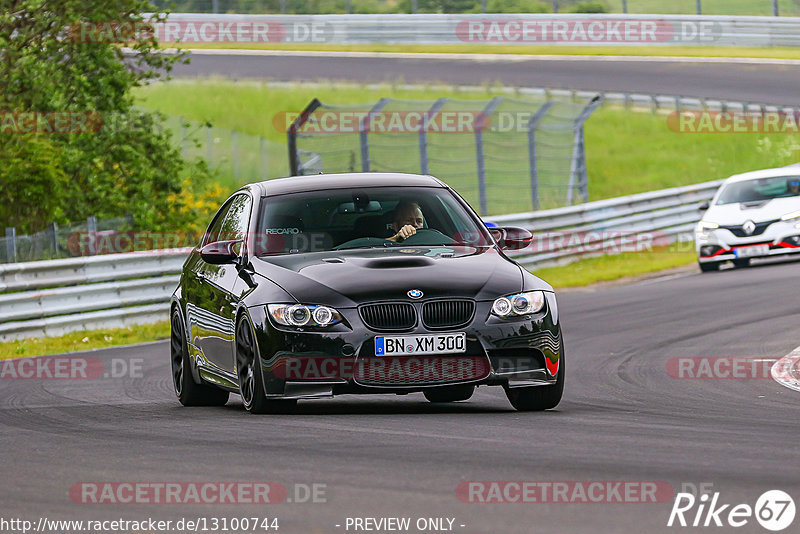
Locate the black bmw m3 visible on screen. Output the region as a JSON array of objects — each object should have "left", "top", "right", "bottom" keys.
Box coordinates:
[{"left": 170, "top": 172, "right": 564, "bottom": 413}]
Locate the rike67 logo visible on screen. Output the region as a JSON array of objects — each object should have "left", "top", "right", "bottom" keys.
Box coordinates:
[{"left": 668, "top": 489, "right": 795, "bottom": 531}]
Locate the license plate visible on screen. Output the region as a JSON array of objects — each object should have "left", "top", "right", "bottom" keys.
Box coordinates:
[
  {"left": 375, "top": 333, "right": 466, "bottom": 356},
  {"left": 734, "top": 245, "right": 769, "bottom": 258}
]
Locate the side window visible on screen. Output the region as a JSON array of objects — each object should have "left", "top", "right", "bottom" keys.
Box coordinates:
[
  {"left": 202, "top": 194, "right": 252, "bottom": 246},
  {"left": 218, "top": 194, "right": 252, "bottom": 243}
]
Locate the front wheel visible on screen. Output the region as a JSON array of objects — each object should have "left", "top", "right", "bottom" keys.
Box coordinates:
[
  {"left": 503, "top": 353, "right": 564, "bottom": 411},
  {"left": 423, "top": 384, "right": 475, "bottom": 403},
  {"left": 236, "top": 316, "right": 297, "bottom": 415},
  {"left": 170, "top": 308, "right": 229, "bottom": 407}
]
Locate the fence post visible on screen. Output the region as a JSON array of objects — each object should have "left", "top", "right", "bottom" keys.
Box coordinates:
[
  {"left": 527, "top": 101, "right": 554, "bottom": 211},
  {"left": 260, "top": 137, "right": 267, "bottom": 178},
  {"left": 774, "top": 0, "right": 779, "bottom": 16},
  {"left": 622, "top": 0, "right": 627, "bottom": 13},
  {"left": 359, "top": 98, "right": 392, "bottom": 173},
  {"left": 5, "top": 227, "right": 17, "bottom": 263},
  {"left": 211, "top": 0, "right": 219, "bottom": 13},
  {"left": 418, "top": 98, "right": 448, "bottom": 175},
  {"left": 87, "top": 216, "right": 98, "bottom": 256},
  {"left": 474, "top": 97, "right": 503, "bottom": 217},
  {"left": 287, "top": 98, "right": 322, "bottom": 176},
  {"left": 232, "top": 130, "right": 239, "bottom": 181},
  {"left": 696, "top": 0, "right": 702, "bottom": 14},
  {"left": 552, "top": 0, "right": 558, "bottom": 13},
  {"left": 48, "top": 222, "right": 58, "bottom": 258},
  {"left": 411, "top": 0, "right": 417, "bottom": 13},
  {"left": 567, "top": 96, "right": 603, "bottom": 206}
]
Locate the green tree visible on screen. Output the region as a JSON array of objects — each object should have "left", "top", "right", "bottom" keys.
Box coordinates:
[{"left": 0, "top": 0, "right": 213, "bottom": 234}]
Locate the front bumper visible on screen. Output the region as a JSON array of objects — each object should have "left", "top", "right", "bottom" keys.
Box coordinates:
[
  {"left": 249, "top": 295, "right": 562, "bottom": 399},
  {"left": 696, "top": 221, "right": 800, "bottom": 263}
]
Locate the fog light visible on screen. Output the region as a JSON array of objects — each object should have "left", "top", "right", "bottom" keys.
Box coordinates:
[{"left": 700, "top": 245, "right": 721, "bottom": 257}]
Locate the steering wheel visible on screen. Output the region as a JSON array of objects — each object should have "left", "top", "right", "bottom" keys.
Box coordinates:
[{"left": 396, "top": 228, "right": 454, "bottom": 245}]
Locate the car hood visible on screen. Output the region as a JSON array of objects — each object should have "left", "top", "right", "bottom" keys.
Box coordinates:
[
  {"left": 250, "top": 246, "right": 530, "bottom": 308},
  {"left": 704, "top": 197, "right": 800, "bottom": 226}
]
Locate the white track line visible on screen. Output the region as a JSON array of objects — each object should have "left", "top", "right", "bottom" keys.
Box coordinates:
[
  {"left": 139, "top": 47, "right": 800, "bottom": 66},
  {"left": 770, "top": 345, "right": 800, "bottom": 393}
]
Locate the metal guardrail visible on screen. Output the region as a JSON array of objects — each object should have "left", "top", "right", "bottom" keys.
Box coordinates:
[
  {"left": 494, "top": 179, "right": 722, "bottom": 268},
  {"left": 0, "top": 182, "right": 722, "bottom": 341},
  {"left": 0, "top": 250, "right": 190, "bottom": 341},
  {"left": 157, "top": 13, "right": 800, "bottom": 47}
]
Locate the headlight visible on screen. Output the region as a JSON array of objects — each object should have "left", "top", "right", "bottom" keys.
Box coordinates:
[
  {"left": 491, "top": 291, "right": 546, "bottom": 317},
  {"left": 781, "top": 209, "right": 800, "bottom": 221},
  {"left": 697, "top": 221, "right": 719, "bottom": 230},
  {"left": 267, "top": 304, "right": 342, "bottom": 327},
  {"left": 696, "top": 221, "right": 719, "bottom": 239}
]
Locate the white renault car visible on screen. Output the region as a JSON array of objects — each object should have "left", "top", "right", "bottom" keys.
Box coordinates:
[{"left": 696, "top": 166, "right": 800, "bottom": 272}]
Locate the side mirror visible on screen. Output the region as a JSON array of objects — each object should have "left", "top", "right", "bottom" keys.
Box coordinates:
[
  {"left": 489, "top": 226, "right": 533, "bottom": 251},
  {"left": 698, "top": 201, "right": 710, "bottom": 211},
  {"left": 200, "top": 240, "right": 242, "bottom": 265}
]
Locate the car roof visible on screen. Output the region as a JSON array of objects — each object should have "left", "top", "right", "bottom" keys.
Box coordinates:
[
  {"left": 251, "top": 172, "right": 446, "bottom": 196},
  {"left": 724, "top": 163, "right": 800, "bottom": 184}
]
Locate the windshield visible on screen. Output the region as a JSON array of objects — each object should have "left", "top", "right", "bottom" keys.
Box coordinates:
[
  {"left": 716, "top": 175, "right": 800, "bottom": 205},
  {"left": 255, "top": 186, "right": 492, "bottom": 256}
]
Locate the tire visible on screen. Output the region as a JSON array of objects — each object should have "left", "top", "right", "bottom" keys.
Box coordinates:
[
  {"left": 170, "top": 308, "right": 229, "bottom": 407},
  {"left": 699, "top": 261, "right": 721, "bottom": 272},
  {"left": 236, "top": 315, "right": 297, "bottom": 415},
  {"left": 423, "top": 384, "right": 475, "bottom": 403},
  {"left": 503, "top": 352, "right": 564, "bottom": 412},
  {"left": 733, "top": 258, "right": 751, "bottom": 268}
]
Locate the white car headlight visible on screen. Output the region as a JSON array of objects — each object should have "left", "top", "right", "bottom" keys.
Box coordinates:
[
  {"left": 697, "top": 221, "right": 719, "bottom": 231},
  {"left": 267, "top": 304, "right": 342, "bottom": 327},
  {"left": 491, "top": 291, "right": 546, "bottom": 317},
  {"left": 781, "top": 209, "right": 800, "bottom": 221}
]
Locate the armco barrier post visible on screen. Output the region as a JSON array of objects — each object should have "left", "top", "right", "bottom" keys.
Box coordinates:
[{"left": 527, "top": 101, "right": 554, "bottom": 211}]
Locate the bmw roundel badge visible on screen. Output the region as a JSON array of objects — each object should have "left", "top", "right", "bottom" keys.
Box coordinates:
[{"left": 407, "top": 289, "right": 423, "bottom": 299}]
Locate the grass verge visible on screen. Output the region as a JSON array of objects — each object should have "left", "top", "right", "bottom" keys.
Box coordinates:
[
  {"left": 531, "top": 244, "right": 697, "bottom": 288},
  {"left": 172, "top": 43, "right": 800, "bottom": 60},
  {"left": 0, "top": 322, "right": 170, "bottom": 360}
]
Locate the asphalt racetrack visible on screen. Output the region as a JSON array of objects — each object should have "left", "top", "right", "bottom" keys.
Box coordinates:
[
  {"left": 172, "top": 51, "right": 800, "bottom": 106},
  {"left": 2, "top": 259, "right": 799, "bottom": 533}
]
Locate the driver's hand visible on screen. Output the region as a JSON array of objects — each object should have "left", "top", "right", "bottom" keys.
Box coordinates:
[{"left": 389, "top": 225, "right": 417, "bottom": 242}]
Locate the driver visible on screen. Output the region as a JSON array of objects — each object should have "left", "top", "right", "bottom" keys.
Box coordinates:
[
  {"left": 789, "top": 178, "right": 800, "bottom": 195},
  {"left": 386, "top": 201, "right": 424, "bottom": 242}
]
